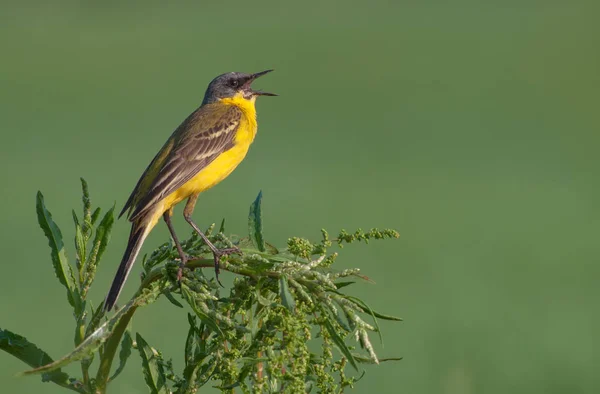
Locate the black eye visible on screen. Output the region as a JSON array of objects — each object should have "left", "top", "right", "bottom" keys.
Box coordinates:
[{"left": 229, "top": 79, "right": 239, "bottom": 88}]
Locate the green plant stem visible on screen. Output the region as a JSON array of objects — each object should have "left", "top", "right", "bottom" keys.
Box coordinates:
[
  {"left": 94, "top": 305, "right": 139, "bottom": 394},
  {"left": 138, "top": 258, "right": 254, "bottom": 291},
  {"left": 81, "top": 361, "right": 91, "bottom": 392},
  {"left": 74, "top": 322, "right": 91, "bottom": 391}
]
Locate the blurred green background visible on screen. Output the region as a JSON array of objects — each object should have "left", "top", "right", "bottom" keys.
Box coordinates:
[{"left": 1, "top": 1, "right": 599, "bottom": 393}]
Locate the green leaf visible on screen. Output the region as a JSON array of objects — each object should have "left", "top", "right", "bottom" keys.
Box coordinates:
[
  {"left": 195, "top": 359, "right": 218, "bottom": 387},
  {"left": 230, "top": 357, "right": 268, "bottom": 389},
  {"left": 164, "top": 290, "right": 184, "bottom": 308},
  {"left": 217, "top": 382, "right": 241, "bottom": 390},
  {"left": 218, "top": 217, "right": 226, "bottom": 233},
  {"left": 305, "top": 374, "right": 317, "bottom": 393},
  {"left": 353, "top": 354, "right": 402, "bottom": 364},
  {"left": 86, "top": 204, "right": 115, "bottom": 268},
  {"left": 90, "top": 207, "right": 101, "bottom": 226},
  {"left": 235, "top": 237, "right": 279, "bottom": 256},
  {"left": 110, "top": 330, "right": 133, "bottom": 381},
  {"left": 279, "top": 275, "right": 296, "bottom": 312},
  {"left": 36, "top": 191, "right": 76, "bottom": 309},
  {"left": 181, "top": 286, "right": 224, "bottom": 337},
  {"left": 21, "top": 298, "right": 137, "bottom": 376},
  {"left": 343, "top": 296, "right": 383, "bottom": 344},
  {"left": 182, "top": 314, "right": 215, "bottom": 392},
  {"left": 255, "top": 290, "right": 277, "bottom": 307},
  {"left": 335, "top": 281, "right": 355, "bottom": 289},
  {"left": 332, "top": 309, "right": 353, "bottom": 332},
  {"left": 71, "top": 209, "right": 80, "bottom": 227},
  {"left": 0, "top": 328, "right": 76, "bottom": 391},
  {"left": 216, "top": 357, "right": 270, "bottom": 390},
  {"left": 184, "top": 314, "right": 199, "bottom": 368},
  {"left": 94, "top": 296, "right": 146, "bottom": 391},
  {"left": 323, "top": 319, "right": 359, "bottom": 372},
  {"left": 345, "top": 295, "right": 403, "bottom": 321},
  {"left": 136, "top": 333, "right": 168, "bottom": 394},
  {"left": 84, "top": 300, "right": 106, "bottom": 338},
  {"left": 248, "top": 191, "right": 266, "bottom": 252}
]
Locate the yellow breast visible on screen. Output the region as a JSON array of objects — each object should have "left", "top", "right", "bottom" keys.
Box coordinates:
[{"left": 160, "top": 94, "right": 258, "bottom": 212}]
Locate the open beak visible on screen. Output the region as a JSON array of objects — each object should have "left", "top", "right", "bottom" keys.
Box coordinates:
[{"left": 245, "top": 69, "right": 277, "bottom": 97}]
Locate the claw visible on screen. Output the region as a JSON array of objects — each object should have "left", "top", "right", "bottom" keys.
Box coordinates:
[
  {"left": 176, "top": 256, "right": 187, "bottom": 287},
  {"left": 177, "top": 265, "right": 184, "bottom": 284},
  {"left": 211, "top": 247, "right": 242, "bottom": 287}
]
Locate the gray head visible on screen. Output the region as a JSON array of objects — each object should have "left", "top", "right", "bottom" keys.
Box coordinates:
[{"left": 201, "top": 70, "right": 276, "bottom": 105}]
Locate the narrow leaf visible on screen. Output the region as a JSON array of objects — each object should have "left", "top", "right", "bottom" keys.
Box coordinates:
[
  {"left": 21, "top": 299, "right": 137, "bottom": 376},
  {"left": 353, "top": 354, "right": 402, "bottom": 364},
  {"left": 323, "top": 319, "right": 359, "bottom": 371},
  {"left": 163, "top": 290, "right": 184, "bottom": 308},
  {"left": 136, "top": 333, "right": 168, "bottom": 394},
  {"left": 217, "top": 382, "right": 242, "bottom": 390},
  {"left": 279, "top": 275, "right": 296, "bottom": 312},
  {"left": 110, "top": 330, "right": 133, "bottom": 381},
  {"left": 231, "top": 357, "right": 267, "bottom": 388},
  {"left": 0, "top": 328, "right": 73, "bottom": 389},
  {"left": 345, "top": 296, "right": 403, "bottom": 321},
  {"left": 36, "top": 191, "right": 76, "bottom": 308},
  {"left": 256, "top": 290, "right": 276, "bottom": 307},
  {"left": 71, "top": 210, "right": 80, "bottom": 227},
  {"left": 182, "top": 313, "right": 214, "bottom": 393},
  {"left": 181, "top": 355, "right": 205, "bottom": 393},
  {"left": 86, "top": 204, "right": 115, "bottom": 268},
  {"left": 248, "top": 191, "right": 266, "bottom": 252},
  {"left": 181, "top": 286, "right": 223, "bottom": 337},
  {"left": 84, "top": 300, "right": 106, "bottom": 338},
  {"left": 184, "top": 314, "right": 199, "bottom": 369},
  {"left": 90, "top": 207, "right": 101, "bottom": 226},
  {"left": 333, "top": 309, "right": 353, "bottom": 332},
  {"left": 343, "top": 296, "right": 383, "bottom": 344},
  {"left": 335, "top": 281, "right": 355, "bottom": 289}
]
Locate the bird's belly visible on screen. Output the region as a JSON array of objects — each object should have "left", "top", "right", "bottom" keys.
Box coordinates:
[
  {"left": 161, "top": 142, "right": 251, "bottom": 209},
  {"left": 187, "top": 143, "right": 251, "bottom": 193}
]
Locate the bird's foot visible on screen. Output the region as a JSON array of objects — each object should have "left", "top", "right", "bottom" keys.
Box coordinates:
[
  {"left": 212, "top": 246, "right": 242, "bottom": 286},
  {"left": 176, "top": 254, "right": 191, "bottom": 285}
]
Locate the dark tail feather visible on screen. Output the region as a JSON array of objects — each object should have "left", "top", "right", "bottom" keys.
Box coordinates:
[{"left": 104, "top": 224, "right": 148, "bottom": 311}]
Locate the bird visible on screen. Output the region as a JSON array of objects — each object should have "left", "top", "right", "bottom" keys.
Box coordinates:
[{"left": 104, "top": 70, "right": 276, "bottom": 311}]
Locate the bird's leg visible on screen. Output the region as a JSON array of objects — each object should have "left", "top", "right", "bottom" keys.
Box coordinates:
[
  {"left": 163, "top": 209, "right": 188, "bottom": 283},
  {"left": 183, "top": 193, "right": 240, "bottom": 285}
]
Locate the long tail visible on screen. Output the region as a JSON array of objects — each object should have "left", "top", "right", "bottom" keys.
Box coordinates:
[{"left": 104, "top": 222, "right": 151, "bottom": 311}]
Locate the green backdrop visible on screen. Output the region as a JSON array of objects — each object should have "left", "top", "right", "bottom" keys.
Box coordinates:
[{"left": 1, "top": 1, "right": 599, "bottom": 393}]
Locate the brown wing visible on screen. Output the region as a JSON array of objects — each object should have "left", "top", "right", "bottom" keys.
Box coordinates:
[
  {"left": 119, "top": 137, "right": 176, "bottom": 219},
  {"left": 122, "top": 103, "right": 242, "bottom": 221}
]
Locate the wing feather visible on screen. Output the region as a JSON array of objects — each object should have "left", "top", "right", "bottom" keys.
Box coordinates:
[
  {"left": 122, "top": 103, "right": 242, "bottom": 221},
  {"left": 119, "top": 137, "right": 176, "bottom": 218}
]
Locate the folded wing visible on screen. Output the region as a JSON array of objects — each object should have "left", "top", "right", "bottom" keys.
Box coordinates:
[{"left": 120, "top": 104, "right": 243, "bottom": 221}]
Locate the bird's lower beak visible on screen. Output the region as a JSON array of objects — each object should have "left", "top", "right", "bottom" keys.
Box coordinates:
[
  {"left": 253, "top": 90, "right": 278, "bottom": 97},
  {"left": 245, "top": 69, "right": 277, "bottom": 97}
]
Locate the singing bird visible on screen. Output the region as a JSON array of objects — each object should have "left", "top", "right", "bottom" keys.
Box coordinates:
[{"left": 104, "top": 70, "right": 276, "bottom": 311}]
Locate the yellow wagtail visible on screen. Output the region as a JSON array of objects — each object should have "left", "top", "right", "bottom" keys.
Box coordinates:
[{"left": 104, "top": 70, "right": 276, "bottom": 311}]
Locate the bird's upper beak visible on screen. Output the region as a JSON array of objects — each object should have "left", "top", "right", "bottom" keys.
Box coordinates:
[{"left": 244, "top": 69, "right": 277, "bottom": 97}]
